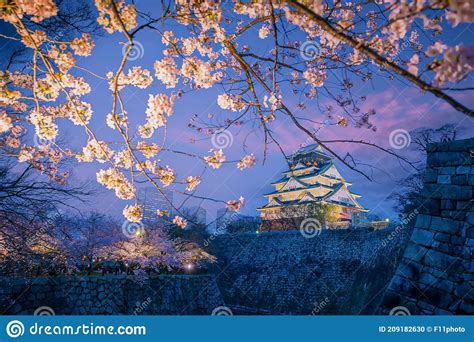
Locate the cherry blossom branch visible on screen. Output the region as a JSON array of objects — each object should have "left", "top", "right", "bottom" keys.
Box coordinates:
[{"left": 284, "top": 0, "right": 474, "bottom": 117}]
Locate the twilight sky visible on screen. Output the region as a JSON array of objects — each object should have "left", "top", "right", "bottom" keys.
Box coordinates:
[{"left": 1, "top": 1, "right": 473, "bottom": 224}]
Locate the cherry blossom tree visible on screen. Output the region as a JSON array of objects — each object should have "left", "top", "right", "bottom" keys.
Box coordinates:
[
  {"left": 0, "top": 0, "right": 472, "bottom": 227},
  {"left": 0, "top": 155, "right": 92, "bottom": 276},
  {"left": 99, "top": 227, "right": 215, "bottom": 275}
]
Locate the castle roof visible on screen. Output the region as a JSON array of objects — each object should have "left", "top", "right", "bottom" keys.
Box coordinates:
[
  {"left": 273, "top": 161, "right": 344, "bottom": 185},
  {"left": 263, "top": 180, "right": 333, "bottom": 197},
  {"left": 258, "top": 183, "right": 366, "bottom": 211},
  {"left": 288, "top": 143, "right": 328, "bottom": 159}
]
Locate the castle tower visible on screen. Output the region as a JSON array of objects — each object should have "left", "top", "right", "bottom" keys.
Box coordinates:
[{"left": 257, "top": 144, "right": 367, "bottom": 231}]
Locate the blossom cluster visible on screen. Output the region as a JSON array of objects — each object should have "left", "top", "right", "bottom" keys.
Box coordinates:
[
  {"left": 226, "top": 196, "right": 245, "bottom": 212},
  {"left": 1, "top": 0, "right": 472, "bottom": 227},
  {"left": 204, "top": 149, "right": 226, "bottom": 169},
  {"left": 237, "top": 154, "right": 256, "bottom": 170}
]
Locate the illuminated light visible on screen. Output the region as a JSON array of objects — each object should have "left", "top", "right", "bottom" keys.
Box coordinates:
[
  {"left": 385, "top": 218, "right": 390, "bottom": 222},
  {"left": 185, "top": 263, "right": 193, "bottom": 270},
  {"left": 255, "top": 230, "right": 260, "bottom": 234}
]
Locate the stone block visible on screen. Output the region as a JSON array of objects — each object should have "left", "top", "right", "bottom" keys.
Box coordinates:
[
  {"left": 426, "top": 199, "right": 442, "bottom": 215},
  {"left": 440, "top": 167, "right": 456, "bottom": 175},
  {"left": 451, "top": 175, "right": 468, "bottom": 185},
  {"left": 411, "top": 228, "right": 434, "bottom": 247},
  {"left": 456, "top": 166, "right": 471, "bottom": 175},
  {"left": 427, "top": 151, "right": 470, "bottom": 167},
  {"left": 418, "top": 300, "right": 436, "bottom": 311},
  {"left": 418, "top": 272, "right": 438, "bottom": 285},
  {"left": 404, "top": 243, "right": 427, "bottom": 262},
  {"left": 422, "top": 287, "right": 454, "bottom": 309},
  {"left": 448, "top": 139, "right": 474, "bottom": 151},
  {"left": 398, "top": 260, "right": 422, "bottom": 279},
  {"left": 440, "top": 200, "right": 456, "bottom": 210},
  {"left": 414, "top": 214, "right": 432, "bottom": 229},
  {"left": 441, "top": 210, "right": 452, "bottom": 218},
  {"left": 459, "top": 302, "right": 474, "bottom": 314},
  {"left": 434, "top": 307, "right": 452, "bottom": 315},
  {"left": 433, "top": 279, "right": 455, "bottom": 294},
  {"left": 437, "top": 243, "right": 452, "bottom": 254},
  {"left": 454, "top": 282, "right": 471, "bottom": 298},
  {"left": 456, "top": 201, "right": 471, "bottom": 211},
  {"left": 469, "top": 175, "right": 474, "bottom": 185},
  {"left": 424, "top": 249, "right": 456, "bottom": 270},
  {"left": 420, "top": 184, "right": 443, "bottom": 199},
  {"left": 450, "top": 235, "right": 465, "bottom": 246},
  {"left": 427, "top": 139, "right": 474, "bottom": 153},
  {"left": 424, "top": 168, "right": 438, "bottom": 183},
  {"left": 430, "top": 216, "right": 461, "bottom": 234},
  {"left": 464, "top": 261, "right": 474, "bottom": 273},
  {"left": 423, "top": 184, "right": 472, "bottom": 200},
  {"left": 450, "top": 211, "right": 467, "bottom": 221},
  {"left": 389, "top": 276, "right": 405, "bottom": 292},
  {"left": 437, "top": 175, "right": 451, "bottom": 184},
  {"left": 434, "top": 232, "right": 451, "bottom": 243},
  {"left": 467, "top": 212, "right": 474, "bottom": 226}
]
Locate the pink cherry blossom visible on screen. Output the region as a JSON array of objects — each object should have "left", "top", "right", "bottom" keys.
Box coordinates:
[
  {"left": 204, "top": 149, "right": 225, "bottom": 169},
  {"left": 123, "top": 204, "right": 143, "bottom": 223},
  {"left": 226, "top": 196, "right": 245, "bottom": 212},
  {"left": 237, "top": 154, "right": 256, "bottom": 170},
  {"left": 172, "top": 215, "right": 187, "bottom": 229},
  {"left": 185, "top": 176, "right": 201, "bottom": 192}
]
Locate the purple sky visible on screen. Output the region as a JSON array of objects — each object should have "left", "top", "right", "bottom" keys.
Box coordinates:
[{"left": 1, "top": 2, "right": 473, "bottom": 224}]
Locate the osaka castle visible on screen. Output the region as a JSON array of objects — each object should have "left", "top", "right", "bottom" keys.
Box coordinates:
[{"left": 257, "top": 144, "right": 367, "bottom": 231}]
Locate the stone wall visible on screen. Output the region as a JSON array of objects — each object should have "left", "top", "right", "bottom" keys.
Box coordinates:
[
  {"left": 210, "top": 227, "right": 409, "bottom": 315},
  {"left": 0, "top": 275, "right": 224, "bottom": 315},
  {"left": 379, "top": 138, "right": 473, "bottom": 314},
  {"left": 2, "top": 139, "right": 470, "bottom": 316}
]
